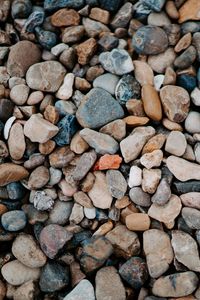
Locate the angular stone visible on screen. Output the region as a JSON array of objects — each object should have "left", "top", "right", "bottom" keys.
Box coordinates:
[
  {"left": 89, "top": 7, "right": 110, "bottom": 24},
  {"left": 140, "top": 150, "right": 163, "bottom": 169},
  {"left": 0, "top": 163, "right": 28, "bottom": 186},
  {"left": 178, "top": 0, "right": 200, "bottom": 23},
  {"left": 72, "top": 150, "right": 97, "bottom": 181},
  {"left": 28, "top": 166, "right": 49, "bottom": 189},
  {"left": 54, "top": 114, "right": 78, "bottom": 146},
  {"left": 62, "top": 25, "right": 85, "bottom": 43},
  {"left": 142, "top": 168, "right": 161, "bottom": 194},
  {"left": 8, "top": 123, "right": 25, "bottom": 160},
  {"left": 115, "top": 75, "right": 141, "bottom": 104},
  {"left": 76, "top": 88, "right": 124, "bottom": 129},
  {"left": 51, "top": 8, "right": 80, "bottom": 27},
  {"left": 63, "top": 280, "right": 95, "bottom": 300},
  {"left": 100, "top": 119, "right": 126, "bottom": 142},
  {"left": 143, "top": 229, "right": 174, "bottom": 278},
  {"left": 76, "top": 38, "right": 97, "bottom": 65},
  {"left": 106, "top": 170, "right": 127, "bottom": 199},
  {"left": 165, "top": 131, "right": 187, "bottom": 156},
  {"left": 182, "top": 207, "right": 200, "bottom": 229},
  {"left": 26, "top": 61, "right": 66, "bottom": 92}
]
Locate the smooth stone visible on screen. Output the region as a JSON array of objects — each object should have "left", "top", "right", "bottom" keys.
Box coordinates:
[
  {"left": 1, "top": 210, "right": 26, "bottom": 231},
  {"left": 0, "top": 163, "right": 28, "bottom": 186},
  {"left": 27, "top": 91, "right": 44, "bottom": 105},
  {"left": 39, "top": 224, "right": 73, "bottom": 259},
  {"left": 62, "top": 25, "right": 85, "bottom": 43},
  {"left": 1, "top": 260, "right": 40, "bottom": 286},
  {"left": 182, "top": 207, "right": 200, "bottom": 229},
  {"left": 8, "top": 123, "right": 25, "bottom": 160},
  {"left": 166, "top": 155, "right": 200, "bottom": 181},
  {"left": 72, "top": 150, "right": 97, "bottom": 181},
  {"left": 141, "top": 0, "right": 166, "bottom": 12},
  {"left": 142, "top": 168, "right": 161, "bottom": 194},
  {"left": 178, "top": 0, "right": 200, "bottom": 23},
  {"left": 152, "top": 272, "right": 198, "bottom": 298},
  {"left": 12, "top": 233, "right": 46, "bottom": 268},
  {"left": 143, "top": 229, "right": 173, "bottom": 278},
  {"left": 54, "top": 114, "right": 78, "bottom": 146},
  {"left": 7, "top": 182, "right": 26, "bottom": 200},
  {"left": 84, "top": 207, "right": 96, "bottom": 219},
  {"left": 106, "top": 170, "right": 127, "bottom": 199},
  {"left": 173, "top": 181, "right": 200, "bottom": 194},
  {"left": 56, "top": 73, "right": 74, "bottom": 100},
  {"left": 160, "top": 85, "right": 190, "bottom": 123},
  {"left": 28, "top": 166, "right": 49, "bottom": 189},
  {"left": 95, "top": 266, "right": 126, "bottom": 300},
  {"left": 119, "top": 257, "right": 148, "bottom": 289},
  {"left": 175, "top": 32, "right": 192, "bottom": 53},
  {"left": 191, "top": 87, "right": 200, "bottom": 106},
  {"left": 63, "top": 280, "right": 95, "bottom": 300},
  {"left": 115, "top": 74, "right": 141, "bottom": 104},
  {"left": 177, "top": 74, "right": 197, "bottom": 93},
  {"left": 49, "top": 146, "right": 75, "bottom": 168},
  {"left": 129, "top": 187, "right": 151, "bottom": 207},
  {"left": 82, "top": 17, "right": 110, "bottom": 38},
  {"left": 55, "top": 100, "right": 76, "bottom": 116},
  {"left": 142, "top": 84, "right": 162, "bottom": 121},
  {"left": 99, "top": 48, "right": 134, "bottom": 75},
  {"left": 142, "top": 133, "right": 166, "bottom": 154},
  {"left": 140, "top": 150, "right": 163, "bottom": 169},
  {"left": 7, "top": 41, "right": 41, "bottom": 77},
  {"left": 162, "top": 118, "right": 183, "bottom": 131},
  {"left": 132, "top": 25, "right": 168, "bottom": 55},
  {"left": 181, "top": 192, "right": 200, "bottom": 209},
  {"left": 185, "top": 111, "right": 200, "bottom": 133},
  {"left": 174, "top": 46, "right": 196, "bottom": 69},
  {"left": 88, "top": 171, "right": 112, "bottom": 209},
  {"left": 133, "top": 60, "right": 154, "bottom": 86},
  {"left": 10, "top": 84, "right": 29, "bottom": 105},
  {"left": 93, "top": 73, "right": 119, "bottom": 95},
  {"left": 35, "top": 27, "right": 57, "bottom": 50},
  {"left": 26, "top": 61, "right": 66, "bottom": 92},
  {"left": 69, "top": 203, "right": 84, "bottom": 224},
  {"left": 49, "top": 201, "right": 73, "bottom": 225},
  {"left": 76, "top": 88, "right": 124, "bottom": 129},
  {"left": 13, "top": 280, "right": 39, "bottom": 300},
  {"left": 39, "top": 262, "right": 69, "bottom": 292},
  {"left": 120, "top": 126, "right": 155, "bottom": 163},
  {"left": 148, "top": 11, "right": 171, "bottom": 26},
  {"left": 126, "top": 213, "right": 151, "bottom": 231},
  {"left": 100, "top": 119, "right": 126, "bottom": 142},
  {"left": 171, "top": 230, "right": 200, "bottom": 272},
  {"left": 148, "top": 194, "right": 182, "bottom": 228},
  {"left": 151, "top": 178, "right": 171, "bottom": 205},
  {"left": 80, "top": 128, "right": 119, "bottom": 155},
  {"left": 154, "top": 74, "right": 165, "bottom": 91},
  {"left": 165, "top": 131, "right": 187, "bottom": 156},
  {"left": 0, "top": 98, "right": 14, "bottom": 122},
  {"left": 128, "top": 166, "right": 142, "bottom": 188},
  {"left": 148, "top": 48, "right": 176, "bottom": 74}
]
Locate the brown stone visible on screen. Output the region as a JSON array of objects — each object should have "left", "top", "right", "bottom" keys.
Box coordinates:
[
  {"left": 62, "top": 26, "right": 85, "bottom": 44},
  {"left": 175, "top": 33, "right": 192, "bottom": 53},
  {"left": 28, "top": 166, "right": 49, "bottom": 189},
  {"left": 0, "top": 163, "right": 29, "bottom": 186},
  {"left": 126, "top": 213, "right": 151, "bottom": 231},
  {"left": 178, "top": 0, "right": 200, "bottom": 23},
  {"left": 162, "top": 118, "right": 183, "bottom": 131},
  {"left": 76, "top": 38, "right": 97, "bottom": 65},
  {"left": 163, "top": 66, "right": 177, "bottom": 85},
  {"left": 142, "top": 133, "right": 166, "bottom": 154},
  {"left": 86, "top": 66, "right": 104, "bottom": 82},
  {"left": 148, "top": 48, "right": 176, "bottom": 74},
  {"left": 100, "top": 119, "right": 126, "bottom": 142},
  {"left": 142, "top": 85, "right": 162, "bottom": 121},
  {"left": 126, "top": 99, "right": 145, "bottom": 116},
  {"left": 123, "top": 116, "right": 149, "bottom": 126},
  {"left": 49, "top": 146, "right": 75, "bottom": 168},
  {"left": 44, "top": 105, "right": 59, "bottom": 124},
  {"left": 51, "top": 8, "right": 80, "bottom": 27},
  {"left": 89, "top": 7, "right": 110, "bottom": 24},
  {"left": 133, "top": 60, "right": 154, "bottom": 86},
  {"left": 39, "top": 140, "right": 56, "bottom": 155},
  {"left": 8, "top": 123, "right": 25, "bottom": 160},
  {"left": 75, "top": 77, "right": 91, "bottom": 92},
  {"left": 165, "top": 1, "right": 179, "bottom": 19}
]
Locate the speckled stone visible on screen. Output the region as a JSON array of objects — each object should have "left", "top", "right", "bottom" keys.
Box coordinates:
[
  {"left": 115, "top": 75, "right": 141, "bottom": 104},
  {"left": 1, "top": 210, "right": 26, "bottom": 231}
]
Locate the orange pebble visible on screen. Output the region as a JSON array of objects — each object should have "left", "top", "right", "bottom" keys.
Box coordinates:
[{"left": 93, "top": 154, "right": 122, "bottom": 171}]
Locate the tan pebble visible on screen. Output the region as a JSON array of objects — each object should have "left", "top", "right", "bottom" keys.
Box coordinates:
[
  {"left": 0, "top": 163, "right": 29, "bottom": 186},
  {"left": 142, "top": 168, "right": 161, "bottom": 194},
  {"left": 123, "top": 116, "right": 149, "bottom": 126},
  {"left": 126, "top": 99, "right": 145, "bottom": 116},
  {"left": 76, "top": 38, "right": 97, "bottom": 65},
  {"left": 8, "top": 123, "right": 26, "bottom": 160},
  {"left": 133, "top": 60, "right": 154, "bottom": 86},
  {"left": 126, "top": 213, "right": 150, "bottom": 231},
  {"left": 27, "top": 91, "right": 44, "bottom": 105},
  {"left": 20, "top": 106, "right": 36, "bottom": 118},
  {"left": 89, "top": 7, "right": 110, "bottom": 24},
  {"left": 51, "top": 8, "right": 80, "bottom": 27},
  {"left": 142, "top": 85, "right": 162, "bottom": 121},
  {"left": 44, "top": 105, "right": 59, "bottom": 124},
  {"left": 70, "top": 131, "right": 89, "bottom": 154},
  {"left": 121, "top": 205, "right": 139, "bottom": 224},
  {"left": 93, "top": 220, "right": 113, "bottom": 236},
  {"left": 73, "top": 191, "right": 93, "bottom": 208},
  {"left": 178, "top": 0, "right": 200, "bottom": 23},
  {"left": 148, "top": 48, "right": 176, "bottom": 74},
  {"left": 165, "top": 1, "right": 179, "bottom": 19},
  {"left": 115, "top": 196, "right": 131, "bottom": 209},
  {"left": 162, "top": 118, "right": 183, "bottom": 131},
  {"left": 81, "top": 172, "right": 95, "bottom": 193},
  {"left": 75, "top": 77, "right": 91, "bottom": 92},
  {"left": 140, "top": 149, "right": 163, "bottom": 169},
  {"left": 39, "top": 140, "right": 56, "bottom": 155},
  {"left": 163, "top": 67, "right": 176, "bottom": 85},
  {"left": 142, "top": 133, "right": 166, "bottom": 154},
  {"left": 175, "top": 33, "right": 192, "bottom": 53},
  {"left": 183, "top": 144, "right": 195, "bottom": 161}
]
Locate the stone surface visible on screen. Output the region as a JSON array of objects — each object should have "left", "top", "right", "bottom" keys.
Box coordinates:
[
  {"left": 0, "top": 163, "right": 28, "bottom": 186},
  {"left": 142, "top": 168, "right": 161, "bottom": 194},
  {"left": 129, "top": 187, "right": 151, "bottom": 207},
  {"left": 76, "top": 88, "right": 124, "bottom": 129},
  {"left": 1, "top": 210, "right": 27, "bottom": 231},
  {"left": 185, "top": 111, "right": 200, "bottom": 133},
  {"left": 8, "top": 123, "right": 25, "bottom": 160},
  {"left": 63, "top": 280, "right": 95, "bottom": 300},
  {"left": 56, "top": 73, "right": 74, "bottom": 100},
  {"left": 62, "top": 25, "right": 85, "bottom": 43},
  {"left": 165, "top": 131, "right": 187, "bottom": 156},
  {"left": 178, "top": 0, "right": 200, "bottom": 23},
  {"left": 93, "top": 73, "right": 119, "bottom": 95},
  {"left": 148, "top": 48, "right": 176, "bottom": 73},
  {"left": 95, "top": 154, "right": 122, "bottom": 170},
  {"left": 76, "top": 38, "right": 97, "bottom": 65},
  {"left": 100, "top": 119, "right": 126, "bottom": 142},
  {"left": 152, "top": 178, "right": 171, "bottom": 205},
  {"left": 140, "top": 150, "right": 163, "bottom": 169},
  {"left": 106, "top": 170, "right": 127, "bottom": 199},
  {"left": 28, "top": 166, "right": 49, "bottom": 189},
  {"left": 133, "top": 60, "right": 154, "bottom": 86},
  {"left": 10, "top": 84, "right": 29, "bottom": 105},
  {"left": 143, "top": 229, "right": 174, "bottom": 278},
  {"left": 180, "top": 192, "right": 200, "bottom": 209},
  {"left": 182, "top": 207, "right": 200, "bottom": 229},
  {"left": 54, "top": 114, "right": 78, "bottom": 146},
  {"left": 51, "top": 8, "right": 80, "bottom": 27},
  {"left": 126, "top": 213, "right": 151, "bottom": 231},
  {"left": 115, "top": 75, "right": 141, "bottom": 105},
  {"left": 128, "top": 166, "right": 142, "bottom": 188}
]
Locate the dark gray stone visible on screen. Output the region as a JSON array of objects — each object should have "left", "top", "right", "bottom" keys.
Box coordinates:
[
  {"left": 44, "top": 0, "right": 85, "bottom": 11},
  {"left": 11, "top": 0, "right": 32, "bottom": 19},
  {"left": 141, "top": 0, "right": 166, "bottom": 12},
  {"left": 115, "top": 75, "right": 141, "bottom": 104},
  {"left": 54, "top": 114, "right": 79, "bottom": 146},
  {"left": 23, "top": 11, "right": 45, "bottom": 33}
]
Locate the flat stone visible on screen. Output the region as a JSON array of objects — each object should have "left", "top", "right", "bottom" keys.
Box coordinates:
[
  {"left": 39, "top": 224, "right": 73, "bottom": 259},
  {"left": 76, "top": 88, "right": 124, "bottom": 129},
  {"left": 143, "top": 229, "right": 174, "bottom": 278},
  {"left": 62, "top": 25, "right": 85, "bottom": 43},
  {"left": 132, "top": 25, "right": 168, "bottom": 55},
  {"left": 142, "top": 168, "right": 161, "bottom": 194},
  {"left": 1, "top": 210, "right": 26, "bottom": 231},
  {"left": 178, "top": 0, "right": 200, "bottom": 23},
  {"left": 72, "top": 150, "right": 97, "bottom": 181},
  {"left": 8, "top": 123, "right": 25, "bottom": 160},
  {"left": 54, "top": 114, "right": 78, "bottom": 146},
  {"left": 1, "top": 260, "right": 40, "bottom": 286},
  {"left": 49, "top": 146, "right": 75, "bottom": 168},
  {"left": 180, "top": 192, "right": 200, "bottom": 209},
  {"left": 100, "top": 119, "right": 126, "bottom": 142},
  {"left": 80, "top": 128, "right": 119, "bottom": 155},
  {"left": 166, "top": 155, "right": 200, "bottom": 181},
  {"left": 148, "top": 194, "right": 182, "bottom": 228},
  {"left": 182, "top": 207, "right": 200, "bottom": 229},
  {"left": 140, "top": 150, "right": 163, "bottom": 169},
  {"left": 142, "top": 133, "right": 166, "bottom": 154},
  {"left": 148, "top": 11, "right": 171, "bottom": 26},
  {"left": 115, "top": 75, "right": 141, "bottom": 104},
  {"left": 133, "top": 60, "right": 154, "bottom": 86},
  {"left": 152, "top": 178, "right": 171, "bottom": 205},
  {"left": 95, "top": 266, "right": 126, "bottom": 300},
  {"left": 106, "top": 170, "right": 127, "bottom": 199},
  {"left": 119, "top": 257, "right": 148, "bottom": 289},
  {"left": 88, "top": 171, "right": 112, "bottom": 209},
  {"left": 24, "top": 114, "right": 59, "bottom": 143},
  {"left": 120, "top": 126, "right": 155, "bottom": 163},
  {"left": 64, "top": 280, "right": 95, "bottom": 300},
  {"left": 28, "top": 166, "right": 49, "bottom": 189},
  {"left": 99, "top": 49, "right": 134, "bottom": 75},
  {"left": 172, "top": 230, "right": 200, "bottom": 272},
  {"left": 26, "top": 61, "right": 66, "bottom": 92},
  {"left": 129, "top": 187, "right": 151, "bottom": 207},
  {"left": 148, "top": 48, "right": 176, "bottom": 74},
  {"left": 7, "top": 41, "right": 41, "bottom": 77},
  {"left": 51, "top": 8, "right": 80, "bottom": 27},
  {"left": 185, "top": 111, "right": 200, "bottom": 133},
  {"left": 128, "top": 166, "right": 142, "bottom": 188},
  {"left": 160, "top": 85, "right": 190, "bottom": 123},
  {"left": 12, "top": 233, "right": 46, "bottom": 268},
  {"left": 0, "top": 163, "right": 28, "bottom": 186},
  {"left": 93, "top": 73, "right": 119, "bottom": 95},
  {"left": 165, "top": 131, "right": 187, "bottom": 156},
  {"left": 152, "top": 272, "right": 198, "bottom": 298}
]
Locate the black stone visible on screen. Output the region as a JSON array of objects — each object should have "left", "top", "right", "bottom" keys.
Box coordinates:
[
  {"left": 23, "top": 11, "right": 45, "bottom": 33},
  {"left": 35, "top": 27, "right": 57, "bottom": 50},
  {"left": 98, "top": 0, "right": 122, "bottom": 12},
  {"left": 54, "top": 114, "right": 79, "bottom": 146},
  {"left": 177, "top": 74, "right": 197, "bottom": 93},
  {"left": 6, "top": 182, "right": 26, "bottom": 200},
  {"left": 0, "top": 99, "right": 14, "bottom": 123},
  {"left": 44, "top": 0, "right": 85, "bottom": 12},
  {"left": 0, "top": 200, "right": 21, "bottom": 210},
  {"left": 172, "top": 180, "right": 200, "bottom": 194}
]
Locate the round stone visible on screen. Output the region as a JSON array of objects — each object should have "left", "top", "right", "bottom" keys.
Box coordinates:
[
  {"left": 185, "top": 111, "right": 200, "bottom": 133},
  {"left": 165, "top": 131, "right": 187, "bottom": 156},
  {"left": 1, "top": 210, "right": 26, "bottom": 231}
]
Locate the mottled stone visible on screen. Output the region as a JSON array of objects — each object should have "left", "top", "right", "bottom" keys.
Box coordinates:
[
  {"left": 100, "top": 119, "right": 126, "bottom": 142},
  {"left": 0, "top": 163, "right": 28, "bottom": 186},
  {"left": 51, "top": 8, "right": 80, "bottom": 27},
  {"left": 49, "top": 146, "right": 75, "bottom": 168},
  {"left": 82, "top": 17, "right": 110, "bottom": 37},
  {"left": 62, "top": 25, "right": 85, "bottom": 43},
  {"left": 54, "top": 114, "right": 78, "bottom": 146},
  {"left": 1, "top": 210, "right": 26, "bottom": 231},
  {"left": 63, "top": 280, "right": 95, "bottom": 300},
  {"left": 115, "top": 75, "right": 141, "bottom": 104}
]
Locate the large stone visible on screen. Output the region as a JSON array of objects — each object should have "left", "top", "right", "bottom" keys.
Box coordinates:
[
  {"left": 7, "top": 41, "right": 41, "bottom": 77},
  {"left": 182, "top": 207, "right": 200, "bottom": 229},
  {"left": 178, "top": 0, "right": 200, "bottom": 23},
  {"left": 143, "top": 229, "right": 174, "bottom": 278},
  {"left": 76, "top": 88, "right": 124, "bottom": 129},
  {"left": 0, "top": 163, "right": 29, "bottom": 186},
  {"left": 180, "top": 192, "right": 200, "bottom": 209},
  {"left": 165, "top": 131, "right": 187, "bottom": 156},
  {"left": 26, "top": 61, "right": 66, "bottom": 92},
  {"left": 63, "top": 280, "right": 95, "bottom": 300}
]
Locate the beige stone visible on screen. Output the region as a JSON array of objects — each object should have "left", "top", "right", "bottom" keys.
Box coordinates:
[
  {"left": 178, "top": 0, "right": 200, "bottom": 23},
  {"left": 8, "top": 123, "right": 25, "bottom": 160},
  {"left": 126, "top": 213, "right": 151, "bottom": 231},
  {"left": 142, "top": 133, "right": 166, "bottom": 154},
  {"left": 133, "top": 60, "right": 154, "bottom": 86}
]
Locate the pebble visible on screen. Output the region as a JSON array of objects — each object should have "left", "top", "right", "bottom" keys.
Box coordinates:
[
  {"left": 49, "top": 146, "right": 75, "bottom": 168},
  {"left": 165, "top": 131, "right": 187, "bottom": 156},
  {"left": 126, "top": 213, "right": 151, "bottom": 231},
  {"left": 154, "top": 74, "right": 165, "bottom": 91},
  {"left": 0, "top": 98, "right": 14, "bottom": 122},
  {"left": 152, "top": 178, "right": 171, "bottom": 205},
  {"left": 99, "top": 119, "right": 126, "bottom": 142},
  {"left": 185, "top": 111, "right": 200, "bottom": 133},
  {"left": 39, "top": 224, "right": 73, "bottom": 259},
  {"left": 44, "top": 0, "right": 85, "bottom": 11},
  {"left": 33, "top": 191, "right": 54, "bottom": 211},
  {"left": 80, "top": 128, "right": 119, "bottom": 155},
  {"left": 88, "top": 171, "right": 112, "bottom": 209},
  {"left": 11, "top": 0, "right": 32, "bottom": 18},
  {"left": 23, "top": 10, "right": 45, "bottom": 33},
  {"left": 80, "top": 236, "right": 113, "bottom": 273},
  {"left": 99, "top": 49, "right": 134, "bottom": 75},
  {"left": 72, "top": 150, "right": 97, "bottom": 181},
  {"left": 51, "top": 8, "right": 80, "bottom": 27},
  {"left": 174, "top": 46, "right": 196, "bottom": 69},
  {"left": 54, "top": 114, "right": 78, "bottom": 146},
  {"left": 171, "top": 230, "right": 200, "bottom": 272},
  {"left": 140, "top": 149, "right": 163, "bottom": 169},
  {"left": 27, "top": 91, "right": 44, "bottom": 105},
  {"left": 63, "top": 279, "right": 95, "bottom": 300},
  {"left": 95, "top": 266, "right": 126, "bottom": 300},
  {"left": 83, "top": 17, "right": 110, "bottom": 37},
  {"left": 124, "top": 116, "right": 149, "bottom": 126},
  {"left": 142, "top": 168, "right": 161, "bottom": 194},
  {"left": 93, "top": 73, "right": 119, "bottom": 95},
  {"left": 84, "top": 207, "right": 96, "bottom": 219},
  {"left": 4, "top": 116, "right": 16, "bottom": 140},
  {"left": 120, "top": 126, "right": 155, "bottom": 163},
  {"left": 1, "top": 260, "right": 40, "bottom": 286},
  {"left": 162, "top": 118, "right": 183, "bottom": 131},
  {"left": 180, "top": 192, "right": 200, "bottom": 209},
  {"left": 56, "top": 73, "right": 74, "bottom": 100},
  {"left": 0, "top": 163, "right": 28, "bottom": 186},
  {"left": 160, "top": 85, "right": 190, "bottom": 123},
  {"left": 115, "top": 75, "right": 141, "bottom": 104},
  {"left": 69, "top": 203, "right": 84, "bottom": 224},
  {"left": 191, "top": 87, "right": 200, "bottom": 106},
  {"left": 35, "top": 27, "right": 58, "bottom": 50},
  {"left": 94, "top": 154, "right": 122, "bottom": 170},
  {"left": 133, "top": 60, "right": 154, "bottom": 86},
  {"left": 175, "top": 33, "right": 192, "bottom": 53},
  {"left": 89, "top": 7, "right": 110, "bottom": 24},
  {"left": 8, "top": 123, "right": 25, "bottom": 160},
  {"left": 142, "top": 133, "right": 166, "bottom": 154},
  {"left": 182, "top": 207, "right": 200, "bottom": 229},
  {"left": 12, "top": 233, "right": 46, "bottom": 268},
  {"left": 119, "top": 257, "right": 148, "bottom": 289},
  {"left": 148, "top": 48, "right": 176, "bottom": 74},
  {"left": 178, "top": 0, "right": 200, "bottom": 23},
  {"left": 1, "top": 210, "right": 26, "bottom": 231},
  {"left": 62, "top": 25, "right": 85, "bottom": 43},
  {"left": 39, "top": 262, "right": 69, "bottom": 292},
  {"left": 144, "top": 229, "right": 173, "bottom": 278},
  {"left": 106, "top": 170, "right": 127, "bottom": 199},
  {"left": 7, "top": 41, "right": 41, "bottom": 77},
  {"left": 132, "top": 25, "right": 168, "bottom": 55},
  {"left": 128, "top": 166, "right": 142, "bottom": 188},
  {"left": 148, "top": 194, "right": 182, "bottom": 229},
  {"left": 49, "top": 201, "right": 73, "bottom": 224},
  {"left": 148, "top": 11, "right": 171, "bottom": 26},
  {"left": 152, "top": 272, "right": 198, "bottom": 298},
  {"left": 26, "top": 61, "right": 66, "bottom": 92},
  {"left": 28, "top": 166, "right": 49, "bottom": 189},
  {"left": 129, "top": 187, "right": 151, "bottom": 207}
]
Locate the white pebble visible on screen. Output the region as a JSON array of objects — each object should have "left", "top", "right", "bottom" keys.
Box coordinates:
[
  {"left": 4, "top": 116, "right": 16, "bottom": 140},
  {"left": 84, "top": 207, "right": 96, "bottom": 219},
  {"left": 56, "top": 73, "right": 74, "bottom": 100},
  {"left": 191, "top": 87, "right": 200, "bottom": 106},
  {"left": 154, "top": 74, "right": 164, "bottom": 91},
  {"left": 128, "top": 166, "right": 142, "bottom": 188},
  {"left": 51, "top": 43, "right": 69, "bottom": 56}
]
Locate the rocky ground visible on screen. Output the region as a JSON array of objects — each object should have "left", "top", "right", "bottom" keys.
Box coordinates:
[{"left": 0, "top": 0, "right": 200, "bottom": 299}]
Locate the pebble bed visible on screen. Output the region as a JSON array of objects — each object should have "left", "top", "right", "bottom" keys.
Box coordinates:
[{"left": 1, "top": 0, "right": 200, "bottom": 299}]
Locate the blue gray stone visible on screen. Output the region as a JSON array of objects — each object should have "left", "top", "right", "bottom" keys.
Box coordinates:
[
  {"left": 93, "top": 73, "right": 119, "bottom": 95},
  {"left": 141, "top": 0, "right": 166, "bottom": 12},
  {"left": 99, "top": 0, "right": 122, "bottom": 12},
  {"left": 177, "top": 74, "right": 197, "bottom": 93},
  {"left": 35, "top": 27, "right": 57, "bottom": 50},
  {"left": 1, "top": 210, "right": 27, "bottom": 231},
  {"left": 115, "top": 75, "right": 141, "bottom": 104},
  {"left": 6, "top": 182, "right": 26, "bottom": 200},
  {"left": 44, "top": 0, "right": 85, "bottom": 12},
  {"left": 54, "top": 114, "right": 79, "bottom": 146},
  {"left": 11, "top": 0, "right": 32, "bottom": 19},
  {"left": 63, "top": 280, "right": 95, "bottom": 300},
  {"left": 23, "top": 11, "right": 45, "bottom": 33},
  {"left": 76, "top": 88, "right": 124, "bottom": 129}
]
